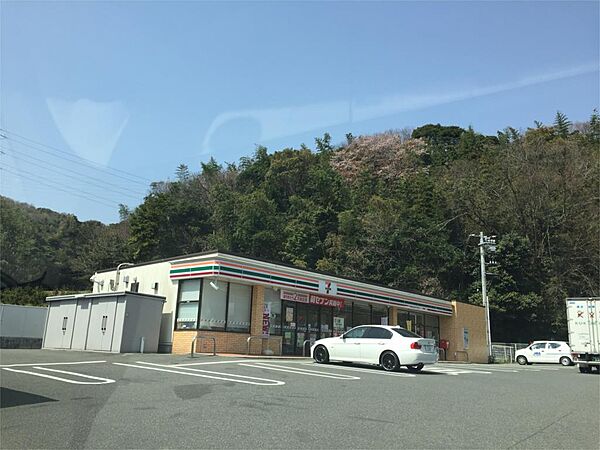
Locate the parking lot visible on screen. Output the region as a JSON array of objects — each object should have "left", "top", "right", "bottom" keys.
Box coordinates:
[{"left": 1, "top": 350, "right": 598, "bottom": 449}]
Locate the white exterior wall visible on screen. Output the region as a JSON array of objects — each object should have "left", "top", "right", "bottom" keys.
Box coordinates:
[{"left": 91, "top": 262, "right": 178, "bottom": 350}]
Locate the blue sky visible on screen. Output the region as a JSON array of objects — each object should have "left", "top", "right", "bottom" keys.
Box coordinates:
[{"left": 1, "top": 1, "right": 598, "bottom": 223}]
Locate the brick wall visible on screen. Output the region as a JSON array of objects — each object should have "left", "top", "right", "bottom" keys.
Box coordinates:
[
  {"left": 440, "top": 301, "right": 487, "bottom": 363},
  {"left": 389, "top": 307, "right": 398, "bottom": 326}
]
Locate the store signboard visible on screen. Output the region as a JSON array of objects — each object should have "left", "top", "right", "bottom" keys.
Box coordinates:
[
  {"left": 280, "top": 290, "right": 344, "bottom": 308},
  {"left": 309, "top": 294, "right": 345, "bottom": 308}
]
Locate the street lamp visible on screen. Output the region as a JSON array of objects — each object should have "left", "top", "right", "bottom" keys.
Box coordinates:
[{"left": 470, "top": 232, "right": 496, "bottom": 363}]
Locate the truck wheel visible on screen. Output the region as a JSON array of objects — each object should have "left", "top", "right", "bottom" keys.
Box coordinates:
[{"left": 579, "top": 365, "right": 591, "bottom": 374}]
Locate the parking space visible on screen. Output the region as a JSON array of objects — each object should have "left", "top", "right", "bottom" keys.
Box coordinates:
[{"left": 1, "top": 350, "right": 598, "bottom": 449}]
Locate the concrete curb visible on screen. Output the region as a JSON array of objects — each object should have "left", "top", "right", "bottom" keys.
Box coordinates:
[{"left": 190, "top": 353, "right": 312, "bottom": 360}]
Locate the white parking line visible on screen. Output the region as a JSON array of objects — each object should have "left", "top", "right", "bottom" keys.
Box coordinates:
[
  {"left": 3, "top": 367, "right": 115, "bottom": 385},
  {"left": 0, "top": 360, "right": 106, "bottom": 368},
  {"left": 135, "top": 361, "right": 287, "bottom": 384},
  {"left": 435, "top": 364, "right": 519, "bottom": 373},
  {"left": 425, "top": 367, "right": 492, "bottom": 375},
  {"left": 113, "top": 362, "right": 284, "bottom": 386},
  {"left": 175, "top": 360, "right": 254, "bottom": 367},
  {"left": 301, "top": 363, "right": 416, "bottom": 377},
  {"left": 239, "top": 363, "right": 360, "bottom": 380}
]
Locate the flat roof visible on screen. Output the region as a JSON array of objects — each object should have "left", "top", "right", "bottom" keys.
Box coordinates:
[
  {"left": 96, "top": 249, "right": 452, "bottom": 305},
  {"left": 46, "top": 291, "right": 166, "bottom": 302}
]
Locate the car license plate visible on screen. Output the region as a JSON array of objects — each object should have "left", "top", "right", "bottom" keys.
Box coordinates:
[{"left": 423, "top": 345, "right": 433, "bottom": 352}]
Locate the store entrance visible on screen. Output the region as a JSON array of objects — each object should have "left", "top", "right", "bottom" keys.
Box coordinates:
[{"left": 281, "top": 301, "right": 333, "bottom": 355}]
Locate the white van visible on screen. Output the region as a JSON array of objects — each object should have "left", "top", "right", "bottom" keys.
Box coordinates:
[{"left": 515, "top": 341, "right": 573, "bottom": 366}]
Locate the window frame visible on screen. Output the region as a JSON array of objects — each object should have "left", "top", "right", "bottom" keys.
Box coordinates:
[
  {"left": 174, "top": 278, "right": 202, "bottom": 331},
  {"left": 224, "top": 283, "right": 253, "bottom": 334},
  {"left": 174, "top": 279, "right": 253, "bottom": 334}
]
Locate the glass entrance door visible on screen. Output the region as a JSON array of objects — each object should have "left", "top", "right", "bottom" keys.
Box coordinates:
[
  {"left": 281, "top": 301, "right": 336, "bottom": 355},
  {"left": 282, "top": 301, "right": 296, "bottom": 355},
  {"left": 295, "top": 303, "right": 308, "bottom": 356}
]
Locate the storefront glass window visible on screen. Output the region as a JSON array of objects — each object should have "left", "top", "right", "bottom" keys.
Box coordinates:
[
  {"left": 371, "top": 304, "right": 388, "bottom": 325},
  {"left": 320, "top": 307, "right": 333, "bottom": 338},
  {"left": 264, "top": 289, "right": 282, "bottom": 335},
  {"left": 353, "top": 302, "right": 371, "bottom": 326},
  {"left": 415, "top": 314, "right": 425, "bottom": 337},
  {"left": 306, "top": 306, "right": 319, "bottom": 334},
  {"left": 333, "top": 302, "right": 351, "bottom": 335},
  {"left": 175, "top": 279, "right": 201, "bottom": 330},
  {"left": 424, "top": 314, "right": 440, "bottom": 342},
  {"left": 397, "top": 311, "right": 410, "bottom": 330},
  {"left": 199, "top": 280, "right": 227, "bottom": 330},
  {"left": 226, "top": 283, "right": 251, "bottom": 332}
]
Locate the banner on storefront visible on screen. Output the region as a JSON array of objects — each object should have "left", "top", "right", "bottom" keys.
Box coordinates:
[
  {"left": 309, "top": 294, "right": 345, "bottom": 308},
  {"left": 280, "top": 290, "right": 344, "bottom": 308},
  {"left": 262, "top": 304, "right": 270, "bottom": 336}
]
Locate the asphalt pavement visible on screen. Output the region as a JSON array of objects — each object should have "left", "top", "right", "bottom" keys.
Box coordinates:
[{"left": 1, "top": 349, "right": 598, "bottom": 449}]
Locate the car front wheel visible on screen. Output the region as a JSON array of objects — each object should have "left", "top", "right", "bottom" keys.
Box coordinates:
[
  {"left": 380, "top": 351, "right": 400, "bottom": 372},
  {"left": 516, "top": 355, "right": 528, "bottom": 365},
  {"left": 559, "top": 356, "right": 572, "bottom": 367},
  {"left": 313, "top": 345, "right": 329, "bottom": 364},
  {"left": 407, "top": 363, "right": 424, "bottom": 372}
]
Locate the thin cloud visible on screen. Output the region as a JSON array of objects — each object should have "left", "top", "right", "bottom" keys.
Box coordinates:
[{"left": 202, "top": 62, "right": 598, "bottom": 154}]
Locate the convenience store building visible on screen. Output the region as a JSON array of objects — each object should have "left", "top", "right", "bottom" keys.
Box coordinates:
[{"left": 91, "top": 251, "right": 487, "bottom": 362}]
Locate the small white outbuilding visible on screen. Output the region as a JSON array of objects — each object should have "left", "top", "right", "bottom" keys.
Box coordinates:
[{"left": 42, "top": 291, "right": 165, "bottom": 353}]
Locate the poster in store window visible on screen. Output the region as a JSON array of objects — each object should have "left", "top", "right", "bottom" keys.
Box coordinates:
[
  {"left": 285, "top": 307, "right": 294, "bottom": 323},
  {"left": 333, "top": 317, "right": 344, "bottom": 336}
]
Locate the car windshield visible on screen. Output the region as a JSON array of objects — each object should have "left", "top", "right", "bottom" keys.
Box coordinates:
[{"left": 392, "top": 328, "right": 422, "bottom": 338}]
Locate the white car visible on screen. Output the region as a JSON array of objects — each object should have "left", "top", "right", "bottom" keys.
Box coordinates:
[
  {"left": 310, "top": 325, "right": 438, "bottom": 372},
  {"left": 515, "top": 341, "right": 573, "bottom": 366}
]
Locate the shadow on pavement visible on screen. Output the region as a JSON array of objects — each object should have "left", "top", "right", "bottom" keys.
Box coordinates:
[
  {"left": 326, "top": 362, "right": 443, "bottom": 375},
  {"left": 0, "top": 387, "right": 58, "bottom": 409}
]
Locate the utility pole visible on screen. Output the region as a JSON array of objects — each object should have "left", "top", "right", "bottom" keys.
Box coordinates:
[
  {"left": 479, "top": 231, "right": 496, "bottom": 362},
  {"left": 471, "top": 232, "right": 496, "bottom": 363}
]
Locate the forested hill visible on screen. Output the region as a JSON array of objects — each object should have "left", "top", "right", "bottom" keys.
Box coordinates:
[
  {"left": 2, "top": 112, "right": 599, "bottom": 341},
  {"left": 0, "top": 196, "right": 128, "bottom": 289}
]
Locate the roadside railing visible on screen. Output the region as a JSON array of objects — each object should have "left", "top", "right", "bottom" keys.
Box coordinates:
[
  {"left": 246, "top": 336, "right": 282, "bottom": 356},
  {"left": 491, "top": 342, "right": 529, "bottom": 363},
  {"left": 190, "top": 335, "right": 216, "bottom": 358},
  {"left": 303, "top": 340, "right": 313, "bottom": 357}
]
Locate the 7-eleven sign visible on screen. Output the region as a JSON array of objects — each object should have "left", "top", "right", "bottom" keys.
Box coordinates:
[{"left": 319, "top": 280, "right": 337, "bottom": 295}]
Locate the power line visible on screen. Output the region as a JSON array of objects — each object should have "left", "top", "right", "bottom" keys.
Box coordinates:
[
  {"left": 0, "top": 132, "right": 151, "bottom": 188},
  {"left": 1, "top": 167, "right": 118, "bottom": 210},
  {"left": 0, "top": 127, "right": 153, "bottom": 183},
  {"left": 1, "top": 145, "right": 147, "bottom": 199},
  {"left": 1, "top": 165, "right": 124, "bottom": 208}
]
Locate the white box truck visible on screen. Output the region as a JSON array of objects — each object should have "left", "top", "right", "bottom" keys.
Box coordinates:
[{"left": 566, "top": 297, "right": 600, "bottom": 374}]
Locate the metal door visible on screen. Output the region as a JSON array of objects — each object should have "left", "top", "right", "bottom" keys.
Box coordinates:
[
  {"left": 43, "top": 301, "right": 76, "bottom": 349},
  {"left": 86, "top": 299, "right": 117, "bottom": 351},
  {"left": 71, "top": 299, "right": 91, "bottom": 350}
]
